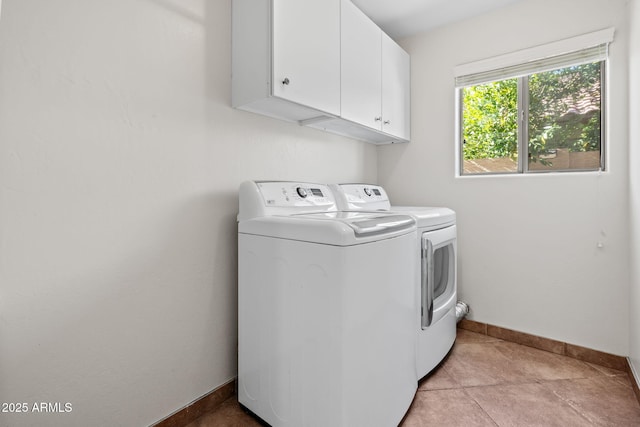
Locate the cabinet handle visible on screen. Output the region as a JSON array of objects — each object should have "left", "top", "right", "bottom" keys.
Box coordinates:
[
  {"left": 384, "top": 120, "right": 390, "bottom": 125},
  {"left": 375, "top": 116, "right": 382, "bottom": 122},
  {"left": 282, "top": 77, "right": 290, "bottom": 85}
]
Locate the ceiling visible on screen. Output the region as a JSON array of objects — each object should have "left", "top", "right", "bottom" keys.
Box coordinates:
[{"left": 352, "top": 0, "right": 526, "bottom": 39}]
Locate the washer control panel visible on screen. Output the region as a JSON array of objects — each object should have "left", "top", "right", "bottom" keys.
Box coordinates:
[
  {"left": 258, "top": 182, "right": 334, "bottom": 207},
  {"left": 238, "top": 181, "right": 337, "bottom": 221}
]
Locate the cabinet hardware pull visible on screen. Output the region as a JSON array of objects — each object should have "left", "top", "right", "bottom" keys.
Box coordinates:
[
  {"left": 282, "top": 77, "right": 290, "bottom": 85},
  {"left": 384, "top": 120, "right": 390, "bottom": 125},
  {"left": 375, "top": 116, "right": 382, "bottom": 122}
]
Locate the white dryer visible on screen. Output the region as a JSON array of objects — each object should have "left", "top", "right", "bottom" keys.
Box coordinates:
[
  {"left": 331, "top": 184, "right": 458, "bottom": 379},
  {"left": 237, "top": 181, "right": 418, "bottom": 427}
]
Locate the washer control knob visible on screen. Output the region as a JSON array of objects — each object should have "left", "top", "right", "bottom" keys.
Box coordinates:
[
  {"left": 296, "top": 187, "right": 308, "bottom": 198},
  {"left": 363, "top": 187, "right": 372, "bottom": 197}
]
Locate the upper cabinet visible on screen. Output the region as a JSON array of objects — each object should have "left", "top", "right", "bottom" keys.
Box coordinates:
[
  {"left": 232, "top": 0, "right": 410, "bottom": 144},
  {"left": 232, "top": 0, "right": 340, "bottom": 122},
  {"left": 271, "top": 0, "right": 341, "bottom": 116},
  {"left": 340, "top": 0, "right": 410, "bottom": 141},
  {"left": 341, "top": 0, "right": 383, "bottom": 131},
  {"left": 381, "top": 33, "right": 411, "bottom": 141}
]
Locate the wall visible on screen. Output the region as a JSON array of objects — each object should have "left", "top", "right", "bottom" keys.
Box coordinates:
[
  {"left": 0, "top": 1, "right": 377, "bottom": 426},
  {"left": 629, "top": 0, "right": 640, "bottom": 379},
  {"left": 379, "top": 0, "right": 631, "bottom": 355}
]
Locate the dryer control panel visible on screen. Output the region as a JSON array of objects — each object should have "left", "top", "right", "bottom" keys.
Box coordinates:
[
  {"left": 330, "top": 184, "right": 391, "bottom": 211},
  {"left": 238, "top": 181, "right": 337, "bottom": 221}
]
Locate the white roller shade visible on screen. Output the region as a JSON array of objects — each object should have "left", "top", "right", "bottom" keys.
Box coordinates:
[{"left": 454, "top": 28, "right": 614, "bottom": 88}]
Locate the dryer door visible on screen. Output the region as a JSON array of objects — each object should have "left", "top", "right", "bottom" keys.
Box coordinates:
[{"left": 421, "top": 225, "right": 457, "bottom": 329}]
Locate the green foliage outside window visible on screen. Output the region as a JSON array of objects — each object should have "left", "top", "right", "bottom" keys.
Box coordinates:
[
  {"left": 462, "top": 62, "right": 602, "bottom": 170},
  {"left": 462, "top": 79, "right": 518, "bottom": 161}
]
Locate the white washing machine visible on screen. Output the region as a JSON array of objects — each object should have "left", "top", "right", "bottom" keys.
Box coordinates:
[
  {"left": 331, "top": 184, "right": 458, "bottom": 379},
  {"left": 237, "top": 181, "right": 418, "bottom": 427}
]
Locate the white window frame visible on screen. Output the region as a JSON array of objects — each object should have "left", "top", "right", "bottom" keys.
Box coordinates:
[{"left": 454, "top": 28, "right": 614, "bottom": 176}]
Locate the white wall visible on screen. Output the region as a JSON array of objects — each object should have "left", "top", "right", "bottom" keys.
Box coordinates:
[
  {"left": 629, "top": 0, "right": 640, "bottom": 378},
  {"left": 379, "top": 0, "right": 631, "bottom": 355},
  {"left": 0, "top": 1, "right": 377, "bottom": 426}
]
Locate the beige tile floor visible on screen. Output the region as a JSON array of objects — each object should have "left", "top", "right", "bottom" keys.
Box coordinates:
[{"left": 186, "top": 330, "right": 640, "bottom": 426}]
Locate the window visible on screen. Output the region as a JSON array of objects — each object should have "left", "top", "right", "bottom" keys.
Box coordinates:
[{"left": 455, "top": 29, "right": 613, "bottom": 175}]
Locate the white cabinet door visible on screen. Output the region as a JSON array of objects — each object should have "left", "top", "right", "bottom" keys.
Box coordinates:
[
  {"left": 382, "top": 33, "right": 411, "bottom": 140},
  {"left": 272, "top": 0, "right": 341, "bottom": 116},
  {"left": 340, "top": 0, "right": 382, "bottom": 129},
  {"left": 341, "top": 0, "right": 410, "bottom": 141}
]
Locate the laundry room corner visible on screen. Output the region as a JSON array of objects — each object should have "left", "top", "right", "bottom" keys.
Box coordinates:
[
  {"left": 378, "top": 0, "right": 632, "bottom": 357},
  {"left": 628, "top": 0, "right": 640, "bottom": 386}
]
